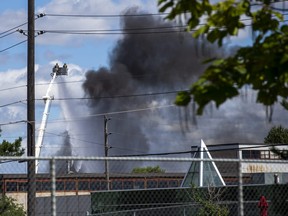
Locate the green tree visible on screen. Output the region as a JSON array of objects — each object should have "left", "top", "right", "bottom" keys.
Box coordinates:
[
  {"left": 0, "top": 130, "right": 25, "bottom": 215},
  {"left": 158, "top": 0, "right": 288, "bottom": 114},
  {"left": 0, "top": 129, "right": 24, "bottom": 156},
  {"left": 264, "top": 125, "right": 288, "bottom": 159},
  {"left": 0, "top": 195, "right": 26, "bottom": 216},
  {"left": 190, "top": 184, "right": 229, "bottom": 216},
  {"left": 132, "top": 165, "right": 165, "bottom": 173}
]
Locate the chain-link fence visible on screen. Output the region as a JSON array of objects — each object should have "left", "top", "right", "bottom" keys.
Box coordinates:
[{"left": 0, "top": 156, "right": 287, "bottom": 216}]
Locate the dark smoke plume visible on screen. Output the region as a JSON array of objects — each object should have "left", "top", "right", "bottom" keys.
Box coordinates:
[
  {"left": 82, "top": 7, "right": 218, "bottom": 114},
  {"left": 77, "top": 7, "right": 288, "bottom": 173},
  {"left": 81, "top": 7, "right": 220, "bottom": 172}
]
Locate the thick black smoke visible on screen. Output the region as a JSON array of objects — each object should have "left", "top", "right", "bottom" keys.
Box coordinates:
[
  {"left": 83, "top": 8, "right": 216, "bottom": 97},
  {"left": 80, "top": 8, "right": 221, "bottom": 172},
  {"left": 78, "top": 7, "right": 288, "bottom": 173}
]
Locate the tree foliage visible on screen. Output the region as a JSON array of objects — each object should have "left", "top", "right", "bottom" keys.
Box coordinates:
[
  {"left": 131, "top": 165, "right": 165, "bottom": 173},
  {"left": 158, "top": 0, "right": 288, "bottom": 114},
  {"left": 264, "top": 125, "right": 288, "bottom": 159},
  {"left": 190, "top": 184, "right": 229, "bottom": 216},
  {"left": 0, "top": 195, "right": 26, "bottom": 216},
  {"left": 0, "top": 129, "right": 24, "bottom": 156}
]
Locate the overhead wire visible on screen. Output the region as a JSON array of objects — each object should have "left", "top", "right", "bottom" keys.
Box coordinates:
[
  {"left": 0, "top": 85, "right": 27, "bottom": 92},
  {"left": 31, "top": 19, "right": 288, "bottom": 36},
  {"left": 44, "top": 131, "right": 104, "bottom": 147},
  {"left": 114, "top": 143, "right": 288, "bottom": 157},
  {"left": 0, "top": 9, "right": 287, "bottom": 51},
  {"left": 0, "top": 13, "right": 44, "bottom": 53},
  {"left": 0, "top": 31, "right": 17, "bottom": 39},
  {"left": 34, "top": 9, "right": 288, "bottom": 36},
  {"left": 44, "top": 12, "right": 169, "bottom": 18},
  {"left": 0, "top": 21, "right": 28, "bottom": 36},
  {"left": 0, "top": 100, "right": 27, "bottom": 108},
  {"left": 43, "top": 4, "right": 288, "bottom": 18},
  {"left": 45, "top": 90, "right": 182, "bottom": 101},
  {"left": 44, "top": 131, "right": 147, "bottom": 154},
  {"left": 0, "top": 120, "right": 27, "bottom": 127},
  {"left": 0, "top": 13, "right": 44, "bottom": 36},
  {"left": 110, "top": 116, "right": 183, "bottom": 127},
  {"left": 0, "top": 40, "right": 27, "bottom": 53},
  {"left": 0, "top": 89, "right": 181, "bottom": 109},
  {"left": 0, "top": 31, "right": 45, "bottom": 53},
  {"left": 39, "top": 25, "right": 187, "bottom": 33},
  {"left": 0, "top": 73, "right": 178, "bottom": 93},
  {"left": 34, "top": 104, "right": 176, "bottom": 125},
  {"left": 16, "top": 104, "right": 176, "bottom": 135},
  {"left": 0, "top": 89, "right": 181, "bottom": 108}
]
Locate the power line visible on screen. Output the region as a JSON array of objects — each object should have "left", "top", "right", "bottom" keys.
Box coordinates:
[
  {"left": 44, "top": 131, "right": 147, "bottom": 154},
  {"left": 37, "top": 25, "right": 187, "bottom": 33},
  {"left": 0, "top": 90, "right": 182, "bottom": 108},
  {"left": 28, "top": 20, "right": 288, "bottom": 36},
  {"left": 0, "top": 31, "right": 17, "bottom": 39},
  {"left": 44, "top": 13, "right": 168, "bottom": 18},
  {"left": 110, "top": 116, "right": 183, "bottom": 127},
  {"left": 115, "top": 150, "right": 193, "bottom": 157},
  {"left": 43, "top": 6, "right": 288, "bottom": 18},
  {"left": 0, "top": 13, "right": 44, "bottom": 36},
  {"left": 36, "top": 29, "right": 185, "bottom": 35},
  {"left": 0, "top": 120, "right": 27, "bottom": 127},
  {"left": 0, "top": 39, "right": 27, "bottom": 53},
  {"left": 0, "top": 81, "right": 83, "bottom": 93},
  {"left": 0, "top": 22, "right": 28, "bottom": 36},
  {"left": 0, "top": 73, "right": 170, "bottom": 93},
  {"left": 0, "top": 100, "right": 26, "bottom": 108},
  {"left": 46, "top": 90, "right": 183, "bottom": 101},
  {"left": 0, "top": 14, "right": 45, "bottom": 53},
  {"left": 38, "top": 25, "right": 187, "bottom": 35},
  {"left": 0, "top": 85, "right": 27, "bottom": 92},
  {"left": 36, "top": 80, "right": 83, "bottom": 86},
  {"left": 32, "top": 104, "right": 176, "bottom": 125},
  {"left": 114, "top": 143, "right": 288, "bottom": 157},
  {"left": 0, "top": 12, "right": 286, "bottom": 53},
  {"left": 45, "top": 131, "right": 104, "bottom": 147}
]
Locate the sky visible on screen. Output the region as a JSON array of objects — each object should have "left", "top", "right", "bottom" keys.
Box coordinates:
[{"left": 0, "top": 0, "right": 287, "bottom": 173}]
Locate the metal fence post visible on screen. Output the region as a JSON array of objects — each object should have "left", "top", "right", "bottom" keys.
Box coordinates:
[
  {"left": 50, "top": 158, "right": 56, "bottom": 216},
  {"left": 238, "top": 157, "right": 244, "bottom": 216}
]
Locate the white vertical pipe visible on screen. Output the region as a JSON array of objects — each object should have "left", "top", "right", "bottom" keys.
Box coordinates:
[{"left": 199, "top": 141, "right": 204, "bottom": 187}]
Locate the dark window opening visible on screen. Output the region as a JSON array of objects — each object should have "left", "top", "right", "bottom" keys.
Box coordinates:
[
  {"left": 6, "top": 182, "right": 17, "bottom": 192},
  {"left": 111, "top": 181, "right": 122, "bottom": 190},
  {"left": 147, "top": 180, "right": 157, "bottom": 188},
  {"left": 56, "top": 181, "right": 64, "bottom": 191},
  {"left": 123, "top": 181, "right": 133, "bottom": 189},
  {"left": 158, "top": 180, "right": 168, "bottom": 188},
  {"left": 134, "top": 181, "right": 144, "bottom": 189},
  {"left": 65, "top": 181, "right": 76, "bottom": 191},
  {"left": 18, "top": 182, "right": 27, "bottom": 191},
  {"left": 242, "top": 150, "right": 260, "bottom": 159},
  {"left": 78, "top": 181, "right": 89, "bottom": 190}
]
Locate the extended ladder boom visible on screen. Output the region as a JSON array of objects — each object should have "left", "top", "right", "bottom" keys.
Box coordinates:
[{"left": 35, "top": 63, "right": 68, "bottom": 173}]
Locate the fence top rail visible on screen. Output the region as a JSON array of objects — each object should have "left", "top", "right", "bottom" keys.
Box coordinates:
[{"left": 0, "top": 156, "right": 287, "bottom": 163}]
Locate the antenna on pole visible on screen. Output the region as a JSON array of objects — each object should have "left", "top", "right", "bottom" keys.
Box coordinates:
[{"left": 35, "top": 63, "right": 68, "bottom": 173}]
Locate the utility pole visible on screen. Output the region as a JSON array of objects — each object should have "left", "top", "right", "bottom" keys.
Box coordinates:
[
  {"left": 27, "top": 0, "right": 36, "bottom": 215},
  {"left": 104, "top": 116, "right": 111, "bottom": 190}
]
